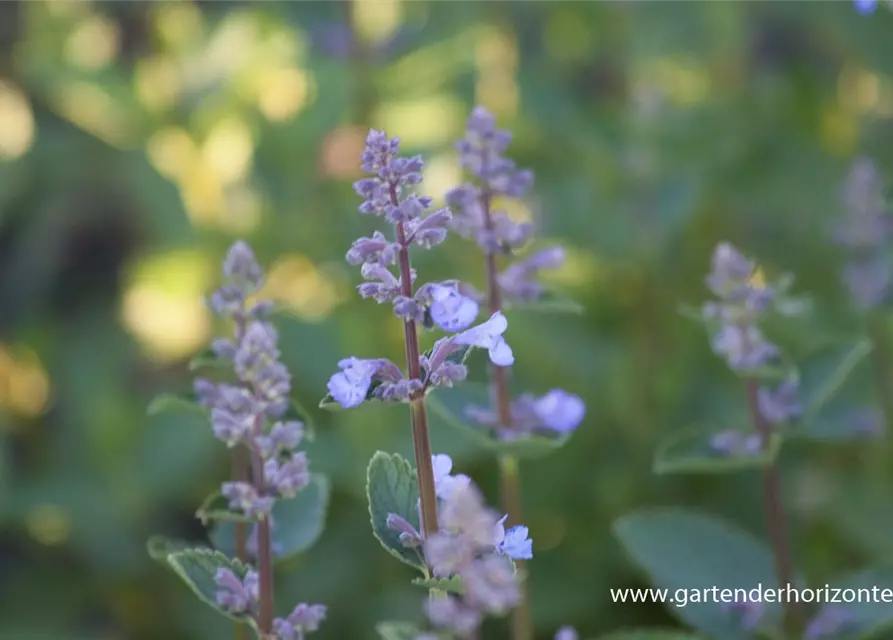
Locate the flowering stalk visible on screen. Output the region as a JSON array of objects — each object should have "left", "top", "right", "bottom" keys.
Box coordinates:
[
  {"left": 196, "top": 241, "right": 326, "bottom": 639},
  {"left": 701, "top": 243, "right": 804, "bottom": 635},
  {"left": 834, "top": 158, "right": 893, "bottom": 434},
  {"left": 446, "top": 107, "right": 586, "bottom": 640}
]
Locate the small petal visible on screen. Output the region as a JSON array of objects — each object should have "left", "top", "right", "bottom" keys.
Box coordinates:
[
  {"left": 429, "top": 285, "right": 480, "bottom": 332},
  {"left": 499, "top": 525, "right": 533, "bottom": 560},
  {"left": 533, "top": 389, "right": 585, "bottom": 433}
]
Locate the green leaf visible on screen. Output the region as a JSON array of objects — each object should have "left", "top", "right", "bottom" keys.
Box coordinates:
[
  {"left": 366, "top": 451, "right": 426, "bottom": 571},
  {"left": 166, "top": 548, "right": 257, "bottom": 626},
  {"left": 814, "top": 566, "right": 893, "bottom": 640},
  {"left": 597, "top": 630, "right": 705, "bottom": 640},
  {"left": 147, "top": 392, "right": 205, "bottom": 416},
  {"left": 210, "top": 474, "right": 330, "bottom": 561},
  {"left": 797, "top": 339, "right": 872, "bottom": 422},
  {"left": 613, "top": 508, "right": 793, "bottom": 640},
  {"left": 504, "top": 290, "right": 584, "bottom": 314},
  {"left": 653, "top": 429, "right": 780, "bottom": 475},
  {"left": 196, "top": 491, "right": 255, "bottom": 525},
  {"left": 376, "top": 622, "right": 425, "bottom": 640},
  {"left": 146, "top": 535, "right": 198, "bottom": 562},
  {"left": 427, "top": 384, "right": 572, "bottom": 459},
  {"left": 411, "top": 575, "right": 463, "bottom": 594}
]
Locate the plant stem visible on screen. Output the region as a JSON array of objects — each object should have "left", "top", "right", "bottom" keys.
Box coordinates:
[
  {"left": 233, "top": 447, "right": 250, "bottom": 640},
  {"left": 868, "top": 314, "right": 893, "bottom": 433},
  {"left": 391, "top": 184, "right": 439, "bottom": 539},
  {"left": 745, "top": 379, "right": 801, "bottom": 636},
  {"left": 249, "top": 419, "right": 274, "bottom": 634},
  {"left": 479, "top": 187, "right": 533, "bottom": 640}
]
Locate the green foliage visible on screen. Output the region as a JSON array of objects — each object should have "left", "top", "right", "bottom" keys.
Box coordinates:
[
  {"left": 146, "top": 392, "right": 205, "bottom": 416},
  {"left": 411, "top": 575, "right": 463, "bottom": 594},
  {"left": 613, "top": 509, "right": 790, "bottom": 640},
  {"left": 504, "top": 290, "right": 585, "bottom": 314},
  {"left": 797, "top": 339, "right": 873, "bottom": 423},
  {"left": 165, "top": 548, "right": 259, "bottom": 627},
  {"left": 146, "top": 535, "right": 200, "bottom": 563},
  {"left": 366, "top": 451, "right": 426, "bottom": 571},
  {"left": 427, "top": 384, "right": 572, "bottom": 459},
  {"left": 596, "top": 631, "right": 705, "bottom": 640},
  {"left": 210, "top": 474, "right": 330, "bottom": 561},
  {"left": 819, "top": 566, "right": 893, "bottom": 640},
  {"left": 653, "top": 429, "right": 780, "bottom": 475},
  {"left": 376, "top": 622, "right": 426, "bottom": 640}
]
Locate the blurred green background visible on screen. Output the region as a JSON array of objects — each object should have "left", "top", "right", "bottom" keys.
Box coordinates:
[{"left": 3, "top": 1, "right": 893, "bottom": 638}]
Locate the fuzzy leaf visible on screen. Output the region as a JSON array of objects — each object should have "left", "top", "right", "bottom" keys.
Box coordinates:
[
  {"left": 653, "top": 429, "right": 780, "bottom": 475},
  {"left": 427, "top": 384, "right": 571, "bottom": 459},
  {"left": 196, "top": 491, "right": 255, "bottom": 525},
  {"left": 597, "top": 631, "right": 705, "bottom": 640},
  {"left": 376, "top": 622, "right": 425, "bottom": 640},
  {"left": 811, "top": 566, "right": 893, "bottom": 640},
  {"left": 210, "top": 474, "right": 330, "bottom": 561},
  {"left": 147, "top": 392, "right": 204, "bottom": 416},
  {"left": 146, "top": 535, "right": 198, "bottom": 562},
  {"left": 166, "top": 548, "right": 257, "bottom": 625},
  {"left": 797, "top": 339, "right": 872, "bottom": 422},
  {"left": 411, "top": 575, "right": 463, "bottom": 594},
  {"left": 504, "top": 290, "right": 584, "bottom": 314},
  {"left": 366, "top": 451, "right": 426, "bottom": 571},
  {"left": 613, "top": 508, "right": 794, "bottom": 640}
]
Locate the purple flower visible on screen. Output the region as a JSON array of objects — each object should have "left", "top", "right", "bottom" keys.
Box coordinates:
[
  {"left": 346, "top": 231, "right": 399, "bottom": 266},
  {"left": 221, "top": 482, "right": 275, "bottom": 518},
  {"left": 273, "top": 603, "right": 327, "bottom": 639},
  {"left": 554, "top": 627, "right": 579, "bottom": 640},
  {"left": 255, "top": 421, "right": 304, "bottom": 458},
  {"left": 710, "top": 324, "right": 779, "bottom": 371},
  {"left": 855, "top": 0, "right": 877, "bottom": 13},
  {"left": 222, "top": 241, "right": 263, "bottom": 290},
  {"left": 425, "top": 596, "right": 482, "bottom": 636},
  {"left": 498, "top": 246, "right": 566, "bottom": 303},
  {"left": 805, "top": 606, "right": 853, "bottom": 640},
  {"left": 452, "top": 312, "right": 514, "bottom": 366},
  {"left": 496, "top": 523, "right": 533, "bottom": 560},
  {"left": 757, "top": 379, "right": 801, "bottom": 424},
  {"left": 725, "top": 599, "right": 765, "bottom": 631},
  {"left": 327, "top": 358, "right": 377, "bottom": 408},
  {"left": 386, "top": 513, "right": 423, "bottom": 547},
  {"left": 431, "top": 454, "right": 471, "bottom": 501},
  {"left": 264, "top": 452, "right": 310, "bottom": 497},
  {"left": 214, "top": 568, "right": 258, "bottom": 613},
  {"left": 462, "top": 553, "right": 520, "bottom": 613},
  {"left": 531, "top": 389, "right": 585, "bottom": 433},
  {"left": 429, "top": 285, "right": 480, "bottom": 332},
  {"left": 709, "top": 431, "right": 763, "bottom": 456}
]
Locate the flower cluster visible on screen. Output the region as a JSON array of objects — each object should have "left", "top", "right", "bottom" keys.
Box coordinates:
[
  {"left": 448, "top": 107, "right": 586, "bottom": 439},
  {"left": 197, "top": 241, "right": 325, "bottom": 637},
  {"left": 833, "top": 157, "right": 893, "bottom": 310},
  {"left": 327, "top": 128, "right": 518, "bottom": 408},
  {"left": 214, "top": 568, "right": 326, "bottom": 638},
  {"left": 389, "top": 456, "right": 533, "bottom": 638},
  {"left": 700, "top": 243, "right": 803, "bottom": 455}
]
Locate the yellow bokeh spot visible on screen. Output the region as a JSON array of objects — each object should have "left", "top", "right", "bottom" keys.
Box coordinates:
[
  {"left": 26, "top": 505, "right": 71, "bottom": 546},
  {"left": 256, "top": 68, "right": 310, "bottom": 122},
  {"left": 374, "top": 96, "right": 465, "bottom": 146},
  {"left": 0, "top": 344, "right": 51, "bottom": 420},
  {"left": 203, "top": 118, "right": 254, "bottom": 186},
  {"left": 838, "top": 65, "right": 881, "bottom": 114},
  {"left": 421, "top": 153, "right": 463, "bottom": 205},
  {"left": 135, "top": 57, "right": 182, "bottom": 113},
  {"left": 820, "top": 105, "right": 857, "bottom": 157},
  {"left": 319, "top": 126, "right": 368, "bottom": 179},
  {"left": 542, "top": 244, "right": 603, "bottom": 289},
  {"left": 352, "top": 0, "right": 403, "bottom": 45},
  {"left": 748, "top": 267, "right": 766, "bottom": 290},
  {"left": 65, "top": 15, "right": 120, "bottom": 70},
  {"left": 52, "top": 82, "right": 133, "bottom": 147},
  {"left": 121, "top": 250, "right": 214, "bottom": 362},
  {"left": 637, "top": 57, "right": 709, "bottom": 108},
  {"left": 147, "top": 127, "right": 198, "bottom": 180},
  {"left": 180, "top": 162, "right": 225, "bottom": 226},
  {"left": 0, "top": 81, "right": 35, "bottom": 159},
  {"left": 258, "top": 254, "right": 342, "bottom": 321},
  {"left": 154, "top": 1, "right": 204, "bottom": 49}
]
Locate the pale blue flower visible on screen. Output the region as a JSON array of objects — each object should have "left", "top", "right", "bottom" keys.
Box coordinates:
[
  {"left": 532, "top": 389, "right": 585, "bottom": 433},
  {"left": 453, "top": 312, "right": 513, "bottom": 366},
  {"left": 855, "top": 0, "right": 877, "bottom": 14},
  {"left": 497, "top": 524, "right": 533, "bottom": 560},
  {"left": 431, "top": 454, "right": 471, "bottom": 500},
  {"left": 327, "top": 358, "right": 377, "bottom": 408},
  {"left": 554, "top": 628, "right": 579, "bottom": 640},
  {"left": 429, "top": 285, "right": 479, "bottom": 332}
]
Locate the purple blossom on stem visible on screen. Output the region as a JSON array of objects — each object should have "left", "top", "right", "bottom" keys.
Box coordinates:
[
  {"left": 199, "top": 241, "right": 323, "bottom": 636},
  {"left": 854, "top": 0, "right": 877, "bottom": 14},
  {"left": 466, "top": 389, "right": 585, "bottom": 439},
  {"left": 272, "top": 603, "right": 327, "bottom": 640},
  {"left": 805, "top": 606, "right": 853, "bottom": 640},
  {"left": 708, "top": 430, "right": 763, "bottom": 457},
  {"left": 724, "top": 598, "right": 765, "bottom": 631},
  {"left": 757, "top": 379, "right": 801, "bottom": 425},
  {"left": 834, "top": 158, "right": 893, "bottom": 310}
]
